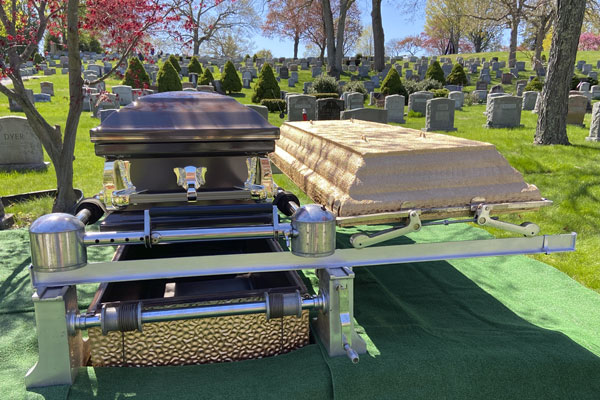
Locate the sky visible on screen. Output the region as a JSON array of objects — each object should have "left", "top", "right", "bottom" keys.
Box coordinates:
[{"left": 251, "top": 1, "right": 425, "bottom": 58}]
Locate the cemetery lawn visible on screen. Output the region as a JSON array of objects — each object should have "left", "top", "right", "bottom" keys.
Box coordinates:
[{"left": 1, "top": 54, "right": 600, "bottom": 293}]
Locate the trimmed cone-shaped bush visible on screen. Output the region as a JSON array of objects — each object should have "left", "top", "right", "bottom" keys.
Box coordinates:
[
  {"left": 380, "top": 68, "right": 408, "bottom": 98},
  {"left": 168, "top": 55, "right": 181, "bottom": 73},
  {"left": 157, "top": 60, "right": 182, "bottom": 92},
  {"left": 199, "top": 68, "right": 214, "bottom": 85},
  {"left": 252, "top": 63, "right": 280, "bottom": 103},
  {"left": 221, "top": 61, "right": 242, "bottom": 94},
  {"left": 33, "top": 53, "right": 44, "bottom": 65},
  {"left": 123, "top": 57, "right": 150, "bottom": 88},
  {"left": 425, "top": 61, "right": 445, "bottom": 85},
  {"left": 188, "top": 56, "right": 203, "bottom": 75},
  {"left": 446, "top": 63, "right": 468, "bottom": 86}
]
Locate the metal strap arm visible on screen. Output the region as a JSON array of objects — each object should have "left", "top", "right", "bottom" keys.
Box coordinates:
[
  {"left": 475, "top": 204, "right": 540, "bottom": 237},
  {"left": 350, "top": 211, "right": 422, "bottom": 248}
]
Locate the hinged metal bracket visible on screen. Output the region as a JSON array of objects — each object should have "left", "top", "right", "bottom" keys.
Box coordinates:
[
  {"left": 475, "top": 204, "right": 540, "bottom": 237},
  {"left": 350, "top": 210, "right": 422, "bottom": 248},
  {"left": 174, "top": 166, "right": 207, "bottom": 202}
]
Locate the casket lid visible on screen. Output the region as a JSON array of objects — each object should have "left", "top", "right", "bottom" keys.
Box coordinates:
[{"left": 90, "top": 91, "right": 279, "bottom": 143}]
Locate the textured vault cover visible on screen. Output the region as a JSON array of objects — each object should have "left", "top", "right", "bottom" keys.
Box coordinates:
[{"left": 272, "top": 120, "right": 541, "bottom": 217}]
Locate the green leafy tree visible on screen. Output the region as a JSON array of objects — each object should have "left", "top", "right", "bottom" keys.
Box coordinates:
[
  {"left": 168, "top": 54, "right": 181, "bottom": 73},
  {"left": 380, "top": 68, "right": 408, "bottom": 98},
  {"left": 446, "top": 63, "right": 468, "bottom": 86},
  {"left": 221, "top": 60, "right": 242, "bottom": 94},
  {"left": 199, "top": 68, "right": 214, "bottom": 85},
  {"left": 252, "top": 63, "right": 280, "bottom": 103},
  {"left": 425, "top": 60, "right": 445, "bottom": 85},
  {"left": 157, "top": 60, "right": 182, "bottom": 92},
  {"left": 122, "top": 57, "right": 150, "bottom": 88},
  {"left": 188, "top": 56, "right": 203, "bottom": 75}
]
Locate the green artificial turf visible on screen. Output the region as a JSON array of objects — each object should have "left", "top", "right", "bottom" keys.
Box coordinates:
[{"left": 2, "top": 223, "right": 600, "bottom": 399}]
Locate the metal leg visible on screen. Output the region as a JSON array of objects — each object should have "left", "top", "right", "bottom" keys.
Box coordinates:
[
  {"left": 25, "top": 285, "right": 86, "bottom": 389},
  {"left": 315, "top": 267, "right": 366, "bottom": 362}
]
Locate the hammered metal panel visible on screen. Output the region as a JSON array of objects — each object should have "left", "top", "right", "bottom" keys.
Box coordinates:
[{"left": 89, "top": 300, "right": 309, "bottom": 367}]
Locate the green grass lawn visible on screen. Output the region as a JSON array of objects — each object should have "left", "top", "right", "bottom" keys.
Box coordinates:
[{"left": 1, "top": 53, "right": 600, "bottom": 293}]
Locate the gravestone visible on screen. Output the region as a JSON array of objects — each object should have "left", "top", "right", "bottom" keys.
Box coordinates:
[
  {"left": 0, "top": 116, "right": 49, "bottom": 171},
  {"left": 516, "top": 82, "right": 527, "bottom": 97},
  {"left": 358, "top": 66, "right": 370, "bottom": 77},
  {"left": 341, "top": 108, "right": 388, "bottom": 124},
  {"left": 532, "top": 93, "right": 542, "bottom": 114},
  {"left": 445, "top": 85, "right": 462, "bottom": 92},
  {"left": 242, "top": 71, "right": 252, "bottom": 82},
  {"left": 476, "top": 81, "right": 488, "bottom": 91},
  {"left": 370, "top": 92, "right": 386, "bottom": 107},
  {"left": 288, "top": 78, "right": 295, "bottom": 88},
  {"left": 312, "top": 67, "right": 321, "bottom": 78},
  {"left": 501, "top": 73, "right": 513, "bottom": 84},
  {"left": 247, "top": 105, "right": 269, "bottom": 121},
  {"left": 448, "top": 91, "right": 464, "bottom": 110},
  {"left": 40, "top": 82, "right": 54, "bottom": 96},
  {"left": 567, "top": 95, "right": 588, "bottom": 126},
  {"left": 583, "top": 64, "right": 592, "bottom": 75},
  {"left": 34, "top": 93, "right": 51, "bottom": 102},
  {"left": 485, "top": 96, "right": 523, "bottom": 128},
  {"left": 92, "top": 93, "right": 119, "bottom": 118},
  {"left": 303, "top": 82, "right": 312, "bottom": 94},
  {"left": 289, "top": 64, "right": 298, "bottom": 72},
  {"left": 587, "top": 102, "right": 600, "bottom": 142},
  {"left": 408, "top": 91, "right": 434, "bottom": 114},
  {"left": 316, "top": 98, "right": 345, "bottom": 121},
  {"left": 579, "top": 82, "right": 590, "bottom": 92},
  {"left": 592, "top": 85, "right": 600, "bottom": 100},
  {"left": 99, "top": 109, "right": 118, "bottom": 123},
  {"left": 345, "top": 92, "right": 364, "bottom": 110},
  {"left": 291, "top": 71, "right": 299, "bottom": 83},
  {"left": 112, "top": 85, "right": 133, "bottom": 106},
  {"left": 521, "top": 91, "right": 538, "bottom": 111},
  {"left": 489, "top": 85, "right": 504, "bottom": 94},
  {"left": 516, "top": 61, "right": 526, "bottom": 71},
  {"left": 43, "top": 68, "right": 56, "bottom": 75},
  {"left": 472, "top": 90, "right": 487, "bottom": 103},
  {"left": 8, "top": 89, "right": 35, "bottom": 112},
  {"left": 287, "top": 95, "right": 316, "bottom": 121},
  {"left": 423, "top": 98, "right": 456, "bottom": 132},
  {"left": 61, "top": 68, "right": 69, "bottom": 75},
  {"left": 384, "top": 94, "right": 405, "bottom": 123}
]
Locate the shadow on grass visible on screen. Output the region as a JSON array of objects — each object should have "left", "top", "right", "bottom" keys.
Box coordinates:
[{"left": 228, "top": 93, "right": 246, "bottom": 98}]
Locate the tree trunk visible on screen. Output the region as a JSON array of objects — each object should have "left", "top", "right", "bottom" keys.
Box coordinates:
[
  {"left": 334, "top": 0, "right": 351, "bottom": 74},
  {"left": 534, "top": 0, "right": 586, "bottom": 145},
  {"left": 319, "top": 43, "right": 326, "bottom": 62},
  {"left": 534, "top": 25, "right": 544, "bottom": 61},
  {"left": 508, "top": 16, "right": 519, "bottom": 67},
  {"left": 193, "top": 27, "right": 200, "bottom": 56},
  {"left": 53, "top": 0, "right": 84, "bottom": 212},
  {"left": 293, "top": 33, "right": 300, "bottom": 60},
  {"left": 371, "top": 0, "right": 384, "bottom": 71},
  {"left": 321, "top": 0, "right": 337, "bottom": 77}
]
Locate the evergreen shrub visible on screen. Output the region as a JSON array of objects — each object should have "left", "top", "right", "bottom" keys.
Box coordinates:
[
  {"left": 380, "top": 68, "right": 408, "bottom": 99},
  {"left": 168, "top": 55, "right": 181, "bottom": 73},
  {"left": 425, "top": 61, "right": 445, "bottom": 85},
  {"left": 446, "top": 63, "right": 468, "bottom": 86},
  {"left": 221, "top": 61, "right": 242, "bottom": 94},
  {"left": 252, "top": 63, "right": 280, "bottom": 103},
  {"left": 123, "top": 57, "right": 150, "bottom": 88},
  {"left": 157, "top": 60, "right": 182, "bottom": 92}
]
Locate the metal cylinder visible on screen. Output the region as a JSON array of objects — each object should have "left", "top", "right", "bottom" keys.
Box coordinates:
[
  {"left": 291, "top": 205, "right": 336, "bottom": 257},
  {"left": 71, "top": 294, "right": 327, "bottom": 333},
  {"left": 29, "top": 213, "right": 87, "bottom": 272}
]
